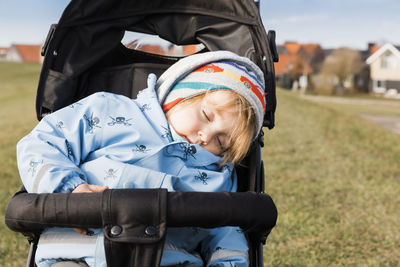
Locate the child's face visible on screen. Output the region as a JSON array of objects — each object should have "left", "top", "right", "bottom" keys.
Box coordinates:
[{"left": 166, "top": 90, "right": 238, "bottom": 156}]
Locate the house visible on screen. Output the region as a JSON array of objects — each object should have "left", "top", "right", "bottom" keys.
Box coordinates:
[
  {"left": 0, "top": 47, "right": 8, "bottom": 61},
  {"left": 366, "top": 43, "right": 400, "bottom": 94},
  {"left": 6, "top": 44, "right": 43, "bottom": 63},
  {"left": 125, "top": 41, "right": 168, "bottom": 55},
  {"left": 274, "top": 41, "right": 325, "bottom": 89},
  {"left": 125, "top": 40, "right": 203, "bottom": 56},
  {"left": 0, "top": 47, "right": 9, "bottom": 61},
  {"left": 350, "top": 43, "right": 379, "bottom": 93}
]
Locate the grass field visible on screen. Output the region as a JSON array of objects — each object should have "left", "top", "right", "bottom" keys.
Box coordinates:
[
  {"left": 0, "top": 62, "right": 40, "bottom": 266},
  {"left": 0, "top": 62, "right": 399, "bottom": 266},
  {"left": 263, "top": 90, "right": 400, "bottom": 266}
]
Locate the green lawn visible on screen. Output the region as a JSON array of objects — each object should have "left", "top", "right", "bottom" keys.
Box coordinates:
[
  {"left": 263, "top": 90, "right": 400, "bottom": 266},
  {"left": 0, "top": 63, "right": 399, "bottom": 266},
  {"left": 302, "top": 94, "right": 400, "bottom": 117},
  {"left": 0, "top": 62, "right": 40, "bottom": 266}
]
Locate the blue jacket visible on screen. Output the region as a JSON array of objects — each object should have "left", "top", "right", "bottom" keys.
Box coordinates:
[{"left": 17, "top": 74, "right": 248, "bottom": 267}]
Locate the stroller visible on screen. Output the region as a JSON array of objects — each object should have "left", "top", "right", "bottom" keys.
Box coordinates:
[{"left": 5, "top": 0, "right": 279, "bottom": 266}]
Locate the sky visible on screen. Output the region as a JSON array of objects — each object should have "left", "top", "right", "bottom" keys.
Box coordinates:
[
  {"left": 0, "top": 0, "right": 399, "bottom": 50},
  {"left": 260, "top": 0, "right": 400, "bottom": 49}
]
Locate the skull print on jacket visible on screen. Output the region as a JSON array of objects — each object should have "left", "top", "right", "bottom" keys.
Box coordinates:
[{"left": 17, "top": 74, "right": 249, "bottom": 267}]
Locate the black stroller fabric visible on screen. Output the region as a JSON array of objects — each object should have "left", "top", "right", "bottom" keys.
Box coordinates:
[
  {"left": 36, "top": 0, "right": 277, "bottom": 128},
  {"left": 5, "top": 0, "right": 278, "bottom": 266}
]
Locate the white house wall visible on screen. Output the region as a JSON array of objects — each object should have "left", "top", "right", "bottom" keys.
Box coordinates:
[
  {"left": 5, "top": 46, "right": 23, "bottom": 62},
  {"left": 369, "top": 57, "right": 400, "bottom": 81}
]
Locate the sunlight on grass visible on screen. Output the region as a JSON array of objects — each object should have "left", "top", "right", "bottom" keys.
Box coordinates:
[
  {"left": 0, "top": 64, "right": 399, "bottom": 266},
  {"left": 303, "top": 94, "right": 400, "bottom": 116},
  {"left": 0, "top": 62, "right": 40, "bottom": 266},
  {"left": 263, "top": 89, "right": 400, "bottom": 266}
]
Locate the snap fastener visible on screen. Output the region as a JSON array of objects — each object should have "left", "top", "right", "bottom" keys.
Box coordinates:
[
  {"left": 110, "top": 225, "right": 122, "bottom": 236},
  {"left": 145, "top": 226, "right": 157, "bottom": 236}
]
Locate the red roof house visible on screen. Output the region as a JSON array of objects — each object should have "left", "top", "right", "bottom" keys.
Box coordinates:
[
  {"left": 274, "top": 41, "right": 324, "bottom": 76},
  {"left": 6, "top": 44, "right": 43, "bottom": 63}
]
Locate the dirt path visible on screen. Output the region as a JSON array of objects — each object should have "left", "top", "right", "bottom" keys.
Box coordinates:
[
  {"left": 303, "top": 95, "right": 400, "bottom": 108},
  {"left": 303, "top": 95, "right": 400, "bottom": 135},
  {"left": 359, "top": 114, "right": 400, "bottom": 134}
]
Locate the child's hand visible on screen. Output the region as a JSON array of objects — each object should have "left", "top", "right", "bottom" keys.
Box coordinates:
[
  {"left": 72, "top": 184, "right": 108, "bottom": 235},
  {"left": 72, "top": 183, "right": 108, "bottom": 193}
]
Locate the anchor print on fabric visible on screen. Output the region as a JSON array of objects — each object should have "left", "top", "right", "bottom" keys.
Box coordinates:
[
  {"left": 179, "top": 143, "right": 197, "bottom": 160},
  {"left": 56, "top": 121, "right": 65, "bottom": 131},
  {"left": 140, "top": 103, "right": 151, "bottom": 112},
  {"left": 104, "top": 168, "right": 118, "bottom": 180},
  {"left": 132, "top": 144, "right": 151, "bottom": 153},
  {"left": 28, "top": 159, "right": 43, "bottom": 177},
  {"left": 221, "top": 164, "right": 231, "bottom": 173},
  {"left": 108, "top": 116, "right": 132, "bottom": 126},
  {"left": 161, "top": 126, "right": 172, "bottom": 140},
  {"left": 195, "top": 170, "right": 208, "bottom": 185},
  {"left": 83, "top": 113, "right": 101, "bottom": 134}
]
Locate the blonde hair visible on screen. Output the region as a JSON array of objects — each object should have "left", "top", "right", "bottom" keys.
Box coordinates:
[{"left": 166, "top": 90, "right": 257, "bottom": 165}]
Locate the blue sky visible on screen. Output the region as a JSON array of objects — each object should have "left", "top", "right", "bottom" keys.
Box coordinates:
[
  {"left": 0, "top": 0, "right": 399, "bottom": 50},
  {"left": 260, "top": 0, "right": 400, "bottom": 49}
]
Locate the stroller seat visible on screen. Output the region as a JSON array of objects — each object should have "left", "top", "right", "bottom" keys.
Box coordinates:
[{"left": 5, "top": 0, "right": 278, "bottom": 266}]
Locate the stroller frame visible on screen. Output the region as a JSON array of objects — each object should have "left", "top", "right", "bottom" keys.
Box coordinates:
[{"left": 5, "top": 0, "right": 278, "bottom": 266}]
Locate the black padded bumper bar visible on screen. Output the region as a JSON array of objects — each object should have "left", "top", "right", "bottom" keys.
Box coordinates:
[{"left": 5, "top": 188, "right": 277, "bottom": 267}]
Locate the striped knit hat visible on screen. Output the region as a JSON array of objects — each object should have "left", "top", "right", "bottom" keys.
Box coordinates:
[{"left": 156, "top": 51, "right": 266, "bottom": 134}]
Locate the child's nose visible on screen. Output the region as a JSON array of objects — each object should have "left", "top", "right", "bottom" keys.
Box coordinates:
[{"left": 198, "top": 129, "right": 212, "bottom": 145}]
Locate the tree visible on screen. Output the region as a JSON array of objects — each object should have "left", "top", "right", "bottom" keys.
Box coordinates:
[{"left": 321, "top": 48, "right": 363, "bottom": 94}]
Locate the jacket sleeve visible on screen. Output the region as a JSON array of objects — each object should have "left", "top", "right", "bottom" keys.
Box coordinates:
[
  {"left": 201, "top": 226, "right": 249, "bottom": 267},
  {"left": 17, "top": 93, "right": 109, "bottom": 193}
]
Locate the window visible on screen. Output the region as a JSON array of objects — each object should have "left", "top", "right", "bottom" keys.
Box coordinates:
[{"left": 381, "top": 51, "right": 398, "bottom": 69}]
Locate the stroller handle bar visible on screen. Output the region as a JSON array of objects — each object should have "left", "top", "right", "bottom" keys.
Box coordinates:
[{"left": 5, "top": 188, "right": 277, "bottom": 244}]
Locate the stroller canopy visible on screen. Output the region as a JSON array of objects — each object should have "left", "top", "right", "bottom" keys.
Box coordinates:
[{"left": 37, "top": 0, "right": 277, "bottom": 129}]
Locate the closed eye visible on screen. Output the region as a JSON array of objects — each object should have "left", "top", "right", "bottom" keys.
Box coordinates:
[
  {"left": 216, "top": 136, "right": 223, "bottom": 148},
  {"left": 216, "top": 136, "right": 227, "bottom": 152},
  {"left": 202, "top": 110, "right": 210, "bottom": 121}
]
